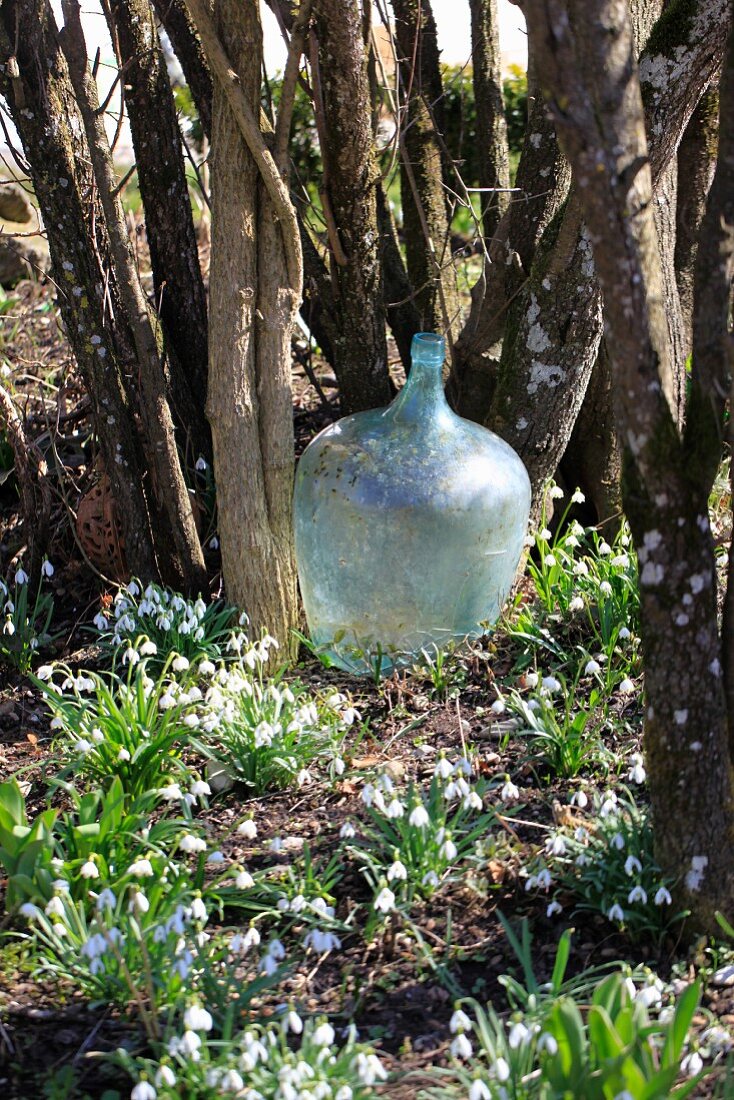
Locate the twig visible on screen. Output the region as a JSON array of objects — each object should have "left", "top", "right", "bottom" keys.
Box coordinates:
[{"left": 274, "top": 0, "right": 312, "bottom": 174}]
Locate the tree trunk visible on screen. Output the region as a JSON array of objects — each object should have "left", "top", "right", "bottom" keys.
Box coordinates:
[
  {"left": 376, "top": 181, "right": 422, "bottom": 372},
  {"left": 469, "top": 0, "right": 511, "bottom": 242},
  {"left": 311, "top": 0, "right": 391, "bottom": 413},
  {"left": 0, "top": 0, "right": 159, "bottom": 579},
  {"left": 675, "top": 83, "right": 720, "bottom": 363},
  {"left": 61, "top": 0, "right": 207, "bottom": 593},
  {"left": 201, "top": 0, "right": 300, "bottom": 653},
  {"left": 392, "top": 0, "right": 460, "bottom": 338},
  {"left": 524, "top": 0, "right": 734, "bottom": 932},
  {"left": 152, "top": 0, "right": 213, "bottom": 140},
  {"left": 108, "top": 0, "right": 211, "bottom": 465}
]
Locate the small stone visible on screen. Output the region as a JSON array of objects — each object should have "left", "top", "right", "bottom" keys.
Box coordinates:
[
  {"left": 206, "top": 760, "right": 234, "bottom": 792},
  {"left": 713, "top": 966, "right": 734, "bottom": 987},
  {"left": 415, "top": 743, "right": 436, "bottom": 757},
  {"left": 384, "top": 759, "right": 406, "bottom": 782}
]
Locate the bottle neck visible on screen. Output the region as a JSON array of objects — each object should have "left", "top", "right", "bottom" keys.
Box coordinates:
[{"left": 385, "top": 339, "right": 451, "bottom": 426}]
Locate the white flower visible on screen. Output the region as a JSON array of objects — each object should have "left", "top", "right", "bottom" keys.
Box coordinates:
[
  {"left": 450, "top": 1032, "right": 473, "bottom": 1059},
  {"left": 285, "top": 1009, "right": 303, "bottom": 1034},
  {"left": 628, "top": 753, "right": 646, "bottom": 784},
  {"left": 128, "top": 858, "right": 154, "bottom": 877},
  {"left": 569, "top": 595, "right": 584, "bottom": 611},
  {"left": 130, "top": 890, "right": 150, "bottom": 914},
  {"left": 237, "top": 818, "right": 257, "bottom": 839},
  {"left": 36, "top": 664, "right": 54, "bottom": 680},
  {"left": 191, "top": 897, "right": 208, "bottom": 922},
  {"left": 155, "top": 1066, "right": 176, "bottom": 1087},
  {"left": 374, "top": 886, "right": 396, "bottom": 913},
  {"left": 313, "top": 1021, "right": 335, "bottom": 1046},
  {"left": 546, "top": 900, "right": 563, "bottom": 917},
  {"left": 190, "top": 779, "right": 211, "bottom": 799},
  {"left": 549, "top": 485, "right": 564, "bottom": 499},
  {"left": 537, "top": 1033, "right": 558, "bottom": 1055},
  {"left": 500, "top": 777, "right": 520, "bottom": 803},
  {"left": 571, "top": 489, "right": 585, "bottom": 504},
  {"left": 508, "top": 1021, "right": 531, "bottom": 1048},
  {"left": 40, "top": 559, "right": 54, "bottom": 578},
  {"left": 123, "top": 647, "right": 140, "bottom": 665},
  {"left": 681, "top": 1051, "right": 703, "bottom": 1077},
  {"left": 545, "top": 833, "right": 566, "bottom": 856},
  {"left": 179, "top": 834, "right": 206, "bottom": 854},
  {"left": 131, "top": 1083, "right": 157, "bottom": 1100},
  {"left": 544, "top": 554, "right": 558, "bottom": 568},
  {"left": 340, "top": 821, "right": 356, "bottom": 839},
  {"left": 607, "top": 903, "right": 625, "bottom": 922},
  {"left": 618, "top": 677, "right": 635, "bottom": 694},
  {"left": 542, "top": 675, "right": 561, "bottom": 692},
  {"left": 387, "top": 859, "right": 407, "bottom": 881},
  {"left": 159, "top": 783, "right": 183, "bottom": 802},
  {"left": 172, "top": 655, "right": 190, "bottom": 672},
  {"left": 221, "top": 1070, "right": 244, "bottom": 1093},
  {"left": 409, "top": 805, "right": 429, "bottom": 828},
  {"left": 525, "top": 671, "right": 539, "bottom": 688},
  {"left": 654, "top": 886, "right": 672, "bottom": 905},
  {"left": 385, "top": 798, "right": 405, "bottom": 819},
  {"left": 449, "top": 1008, "right": 473, "bottom": 1034},
  {"left": 235, "top": 870, "right": 254, "bottom": 889},
  {"left": 440, "top": 836, "right": 458, "bottom": 861},
  {"left": 624, "top": 855, "right": 642, "bottom": 875},
  {"left": 570, "top": 790, "right": 588, "bottom": 808},
  {"left": 80, "top": 859, "right": 99, "bottom": 879},
  {"left": 434, "top": 756, "right": 453, "bottom": 779},
  {"left": 195, "top": 456, "right": 208, "bottom": 472},
  {"left": 45, "top": 895, "right": 66, "bottom": 917},
  {"left": 628, "top": 885, "right": 647, "bottom": 904},
  {"left": 96, "top": 888, "right": 116, "bottom": 911},
  {"left": 618, "top": 626, "right": 631, "bottom": 639},
  {"left": 585, "top": 659, "right": 601, "bottom": 675},
  {"left": 207, "top": 850, "right": 225, "bottom": 864},
  {"left": 14, "top": 568, "right": 29, "bottom": 585},
  {"left": 422, "top": 870, "right": 440, "bottom": 889},
  {"left": 184, "top": 1004, "right": 213, "bottom": 1032},
  {"left": 118, "top": 748, "right": 131, "bottom": 761},
  {"left": 469, "top": 1081, "right": 491, "bottom": 1100},
  {"left": 493, "top": 1057, "right": 511, "bottom": 1082}
]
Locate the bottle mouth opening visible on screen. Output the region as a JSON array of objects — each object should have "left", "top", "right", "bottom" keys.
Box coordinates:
[{"left": 412, "top": 332, "right": 446, "bottom": 362}]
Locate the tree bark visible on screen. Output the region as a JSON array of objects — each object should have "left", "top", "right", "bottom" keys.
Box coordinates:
[
  {"left": 392, "top": 0, "right": 460, "bottom": 339},
  {"left": 675, "top": 83, "right": 720, "bottom": 363},
  {"left": 469, "top": 0, "right": 511, "bottom": 242},
  {"left": 108, "top": 0, "right": 211, "bottom": 464},
  {"left": 152, "top": 0, "right": 213, "bottom": 140},
  {"left": 61, "top": 0, "right": 208, "bottom": 593},
  {"left": 0, "top": 0, "right": 159, "bottom": 579},
  {"left": 195, "top": 0, "right": 300, "bottom": 653},
  {"left": 524, "top": 0, "right": 734, "bottom": 932},
  {"left": 311, "top": 0, "right": 391, "bottom": 412}
]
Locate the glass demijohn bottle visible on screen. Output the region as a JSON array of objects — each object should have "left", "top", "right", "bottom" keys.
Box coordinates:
[{"left": 293, "top": 333, "right": 531, "bottom": 673}]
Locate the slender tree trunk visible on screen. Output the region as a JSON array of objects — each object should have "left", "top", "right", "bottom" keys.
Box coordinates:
[
  {"left": 61, "top": 0, "right": 207, "bottom": 593},
  {"left": 469, "top": 0, "right": 511, "bottom": 242},
  {"left": 194, "top": 0, "right": 300, "bottom": 653},
  {"left": 0, "top": 0, "right": 159, "bottom": 578},
  {"left": 525, "top": 0, "right": 734, "bottom": 932},
  {"left": 392, "top": 0, "right": 460, "bottom": 338},
  {"left": 675, "top": 83, "right": 720, "bottom": 362},
  {"left": 376, "top": 181, "right": 421, "bottom": 372},
  {"left": 311, "top": 0, "right": 391, "bottom": 412},
  {"left": 108, "top": 0, "right": 211, "bottom": 464},
  {"left": 152, "top": 0, "right": 213, "bottom": 140}
]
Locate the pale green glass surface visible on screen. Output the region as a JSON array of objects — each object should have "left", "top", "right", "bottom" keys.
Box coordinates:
[{"left": 293, "top": 333, "right": 531, "bottom": 674}]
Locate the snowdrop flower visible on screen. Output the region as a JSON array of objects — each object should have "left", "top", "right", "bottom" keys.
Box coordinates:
[
  {"left": 490, "top": 698, "right": 505, "bottom": 715},
  {"left": 172, "top": 655, "right": 190, "bottom": 672},
  {"left": 385, "top": 797, "right": 405, "bottom": 819},
  {"left": 284, "top": 1008, "right": 303, "bottom": 1034},
  {"left": 131, "top": 1082, "right": 157, "bottom": 1100},
  {"left": 585, "top": 659, "right": 601, "bottom": 675},
  {"left": 611, "top": 832, "right": 625, "bottom": 850},
  {"left": 500, "top": 776, "right": 520, "bottom": 803},
  {"left": 450, "top": 1032, "right": 473, "bottom": 1059},
  {"left": 190, "top": 779, "right": 211, "bottom": 800},
  {"left": 537, "top": 1033, "right": 558, "bottom": 1055},
  {"left": 422, "top": 870, "right": 440, "bottom": 889},
  {"left": 618, "top": 677, "right": 635, "bottom": 694},
  {"left": 654, "top": 885, "right": 672, "bottom": 905},
  {"left": 636, "top": 984, "right": 662, "bottom": 1009},
  {"left": 681, "top": 1051, "right": 703, "bottom": 1077},
  {"left": 268, "top": 837, "right": 283, "bottom": 853},
  {"left": 123, "top": 647, "right": 140, "bottom": 666},
  {"left": 20, "top": 902, "right": 41, "bottom": 920},
  {"left": 525, "top": 671, "right": 539, "bottom": 688},
  {"left": 628, "top": 753, "right": 646, "bottom": 784},
  {"left": 340, "top": 821, "right": 356, "bottom": 839},
  {"left": 234, "top": 869, "right": 254, "bottom": 889},
  {"left": 440, "top": 836, "right": 458, "bottom": 861},
  {"left": 409, "top": 804, "right": 430, "bottom": 828},
  {"left": 190, "top": 897, "right": 208, "bottom": 923},
  {"left": 14, "top": 568, "right": 29, "bottom": 585},
  {"left": 128, "top": 858, "right": 154, "bottom": 877},
  {"left": 607, "top": 903, "right": 625, "bottom": 922},
  {"left": 542, "top": 675, "right": 561, "bottom": 692},
  {"left": 628, "top": 884, "right": 648, "bottom": 904},
  {"left": 155, "top": 1066, "right": 176, "bottom": 1087},
  {"left": 36, "top": 665, "right": 54, "bottom": 680},
  {"left": 570, "top": 789, "right": 588, "bottom": 808},
  {"left": 304, "top": 928, "right": 341, "bottom": 953},
  {"left": 184, "top": 1004, "right": 213, "bottom": 1032},
  {"left": 546, "top": 900, "right": 563, "bottom": 917},
  {"left": 96, "top": 888, "right": 116, "bottom": 911},
  {"left": 80, "top": 859, "right": 99, "bottom": 879},
  {"left": 449, "top": 1008, "right": 473, "bottom": 1034},
  {"left": 159, "top": 783, "right": 183, "bottom": 802},
  {"left": 179, "top": 834, "right": 206, "bottom": 854},
  {"left": 45, "top": 895, "right": 65, "bottom": 917},
  {"left": 624, "top": 855, "right": 642, "bottom": 875},
  {"left": 387, "top": 859, "right": 407, "bottom": 882},
  {"left": 374, "top": 886, "right": 396, "bottom": 913},
  {"left": 313, "top": 1020, "right": 335, "bottom": 1046},
  {"left": 508, "top": 1021, "right": 531, "bottom": 1048},
  {"left": 618, "top": 626, "right": 631, "bottom": 639},
  {"left": 545, "top": 833, "right": 566, "bottom": 856},
  {"left": 237, "top": 818, "right": 257, "bottom": 839},
  {"left": 130, "top": 890, "right": 150, "bottom": 914},
  {"left": 469, "top": 1080, "right": 491, "bottom": 1100}
]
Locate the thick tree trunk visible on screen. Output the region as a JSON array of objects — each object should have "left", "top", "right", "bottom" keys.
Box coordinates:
[
  {"left": 108, "top": 0, "right": 211, "bottom": 464},
  {"left": 152, "top": 0, "right": 213, "bottom": 140},
  {"left": 201, "top": 0, "right": 299, "bottom": 653},
  {"left": 469, "top": 0, "right": 511, "bottom": 242},
  {"left": 311, "top": 0, "right": 391, "bottom": 413},
  {"left": 0, "top": 0, "right": 159, "bottom": 578},
  {"left": 392, "top": 0, "right": 460, "bottom": 338},
  {"left": 525, "top": 0, "right": 734, "bottom": 932}
]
